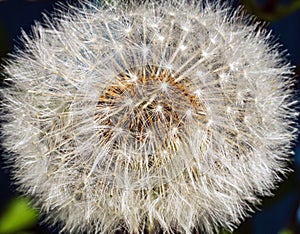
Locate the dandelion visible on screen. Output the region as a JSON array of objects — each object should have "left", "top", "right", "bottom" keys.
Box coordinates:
[{"left": 0, "top": 0, "right": 298, "bottom": 233}]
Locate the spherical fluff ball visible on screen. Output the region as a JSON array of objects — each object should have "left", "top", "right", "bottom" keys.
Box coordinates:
[{"left": 0, "top": 0, "right": 298, "bottom": 233}]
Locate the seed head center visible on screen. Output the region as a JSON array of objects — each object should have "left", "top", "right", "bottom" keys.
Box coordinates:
[{"left": 95, "top": 66, "right": 206, "bottom": 164}]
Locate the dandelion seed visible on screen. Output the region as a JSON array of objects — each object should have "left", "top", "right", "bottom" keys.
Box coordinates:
[{"left": 0, "top": 0, "right": 298, "bottom": 233}]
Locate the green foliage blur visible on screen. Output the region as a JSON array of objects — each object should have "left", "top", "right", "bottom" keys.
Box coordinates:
[{"left": 0, "top": 197, "right": 38, "bottom": 234}]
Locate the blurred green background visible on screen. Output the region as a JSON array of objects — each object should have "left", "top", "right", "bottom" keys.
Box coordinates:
[{"left": 0, "top": 0, "right": 299, "bottom": 233}]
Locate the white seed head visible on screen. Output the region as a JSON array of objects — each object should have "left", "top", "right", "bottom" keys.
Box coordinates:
[{"left": 0, "top": 0, "right": 298, "bottom": 233}]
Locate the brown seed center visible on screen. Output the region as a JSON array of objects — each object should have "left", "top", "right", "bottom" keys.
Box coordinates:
[{"left": 94, "top": 65, "right": 206, "bottom": 169}]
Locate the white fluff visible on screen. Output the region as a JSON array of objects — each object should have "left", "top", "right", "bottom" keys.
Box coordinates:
[{"left": 1, "top": 0, "right": 298, "bottom": 233}]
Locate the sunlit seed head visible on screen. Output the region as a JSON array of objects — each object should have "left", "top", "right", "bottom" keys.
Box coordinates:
[{"left": 0, "top": 0, "right": 298, "bottom": 234}]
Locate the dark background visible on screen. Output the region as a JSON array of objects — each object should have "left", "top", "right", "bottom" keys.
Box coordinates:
[{"left": 0, "top": 0, "right": 299, "bottom": 233}]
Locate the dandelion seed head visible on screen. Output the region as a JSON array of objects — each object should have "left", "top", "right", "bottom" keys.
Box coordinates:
[{"left": 0, "top": 0, "right": 298, "bottom": 233}]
